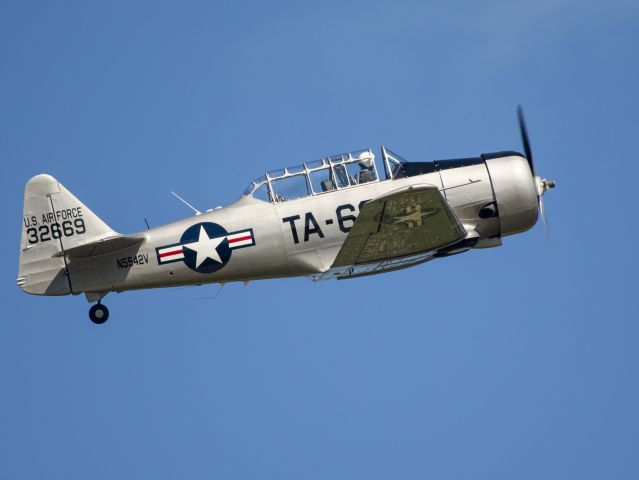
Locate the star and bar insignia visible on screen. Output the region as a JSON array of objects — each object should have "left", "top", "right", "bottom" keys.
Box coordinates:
[{"left": 156, "top": 222, "right": 255, "bottom": 273}]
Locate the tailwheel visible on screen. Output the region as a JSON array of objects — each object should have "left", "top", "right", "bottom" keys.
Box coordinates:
[{"left": 89, "top": 302, "right": 109, "bottom": 324}]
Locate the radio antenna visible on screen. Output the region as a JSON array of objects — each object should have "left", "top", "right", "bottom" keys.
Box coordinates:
[
  {"left": 131, "top": 198, "right": 151, "bottom": 230},
  {"left": 170, "top": 191, "right": 202, "bottom": 215}
]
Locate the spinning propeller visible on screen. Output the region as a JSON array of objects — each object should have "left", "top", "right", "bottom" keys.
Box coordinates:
[{"left": 516, "top": 105, "right": 555, "bottom": 233}]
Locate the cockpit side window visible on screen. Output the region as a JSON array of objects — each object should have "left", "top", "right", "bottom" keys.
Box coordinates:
[
  {"left": 270, "top": 174, "right": 309, "bottom": 202},
  {"left": 309, "top": 167, "right": 335, "bottom": 193},
  {"left": 333, "top": 164, "right": 349, "bottom": 188},
  {"left": 243, "top": 174, "right": 271, "bottom": 202},
  {"left": 342, "top": 161, "right": 376, "bottom": 185},
  {"left": 252, "top": 183, "right": 271, "bottom": 202},
  {"left": 345, "top": 162, "right": 361, "bottom": 185}
]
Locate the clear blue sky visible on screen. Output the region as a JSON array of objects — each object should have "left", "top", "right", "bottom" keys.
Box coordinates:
[{"left": 2, "top": 1, "right": 638, "bottom": 478}]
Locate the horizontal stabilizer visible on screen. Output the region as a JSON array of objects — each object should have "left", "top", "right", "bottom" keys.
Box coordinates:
[{"left": 53, "top": 235, "right": 144, "bottom": 259}]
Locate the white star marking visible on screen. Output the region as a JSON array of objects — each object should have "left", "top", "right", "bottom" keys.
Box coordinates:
[{"left": 182, "top": 225, "right": 225, "bottom": 268}]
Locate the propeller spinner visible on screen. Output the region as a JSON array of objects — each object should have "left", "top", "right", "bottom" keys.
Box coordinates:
[{"left": 516, "top": 105, "right": 555, "bottom": 231}]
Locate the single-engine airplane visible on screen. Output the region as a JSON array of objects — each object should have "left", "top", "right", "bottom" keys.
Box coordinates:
[{"left": 18, "top": 107, "right": 555, "bottom": 324}]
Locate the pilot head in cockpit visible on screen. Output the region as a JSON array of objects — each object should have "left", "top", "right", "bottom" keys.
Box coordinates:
[{"left": 357, "top": 153, "right": 376, "bottom": 184}]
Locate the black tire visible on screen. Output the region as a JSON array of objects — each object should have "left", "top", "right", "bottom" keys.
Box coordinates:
[{"left": 89, "top": 303, "right": 109, "bottom": 324}]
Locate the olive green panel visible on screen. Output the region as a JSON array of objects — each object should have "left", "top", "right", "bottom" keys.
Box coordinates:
[{"left": 331, "top": 186, "right": 466, "bottom": 267}]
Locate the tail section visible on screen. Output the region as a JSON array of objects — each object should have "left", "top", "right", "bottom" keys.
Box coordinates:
[{"left": 18, "top": 174, "right": 116, "bottom": 295}]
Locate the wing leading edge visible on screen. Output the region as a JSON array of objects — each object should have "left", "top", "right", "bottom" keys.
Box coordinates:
[{"left": 318, "top": 185, "right": 467, "bottom": 280}]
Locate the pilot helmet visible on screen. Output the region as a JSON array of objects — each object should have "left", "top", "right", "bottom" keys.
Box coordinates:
[{"left": 358, "top": 152, "right": 375, "bottom": 169}]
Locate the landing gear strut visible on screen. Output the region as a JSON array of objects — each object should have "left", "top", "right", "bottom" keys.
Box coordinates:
[{"left": 89, "top": 302, "right": 109, "bottom": 324}]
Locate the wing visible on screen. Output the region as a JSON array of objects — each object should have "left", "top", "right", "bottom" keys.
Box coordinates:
[{"left": 321, "top": 185, "right": 466, "bottom": 279}]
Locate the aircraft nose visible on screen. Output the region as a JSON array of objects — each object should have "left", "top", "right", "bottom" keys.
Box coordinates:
[{"left": 485, "top": 155, "right": 539, "bottom": 236}]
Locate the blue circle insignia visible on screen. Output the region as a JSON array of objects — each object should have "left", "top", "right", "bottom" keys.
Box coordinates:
[{"left": 179, "top": 222, "right": 232, "bottom": 273}]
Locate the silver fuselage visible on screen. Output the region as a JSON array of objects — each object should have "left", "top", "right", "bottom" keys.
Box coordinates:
[{"left": 63, "top": 153, "right": 537, "bottom": 294}]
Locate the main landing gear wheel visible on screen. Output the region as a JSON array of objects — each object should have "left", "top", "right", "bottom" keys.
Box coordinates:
[{"left": 89, "top": 302, "right": 109, "bottom": 324}]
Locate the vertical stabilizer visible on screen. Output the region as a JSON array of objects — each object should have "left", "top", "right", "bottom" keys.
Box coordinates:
[{"left": 17, "top": 174, "right": 115, "bottom": 295}]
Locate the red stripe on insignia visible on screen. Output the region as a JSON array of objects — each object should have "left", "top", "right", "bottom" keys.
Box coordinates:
[
  {"left": 228, "top": 235, "right": 252, "bottom": 244},
  {"left": 159, "top": 248, "right": 183, "bottom": 258}
]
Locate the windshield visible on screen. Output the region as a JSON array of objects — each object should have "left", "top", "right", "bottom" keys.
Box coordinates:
[{"left": 382, "top": 147, "right": 408, "bottom": 179}]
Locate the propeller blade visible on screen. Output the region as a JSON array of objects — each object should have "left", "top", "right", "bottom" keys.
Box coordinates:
[
  {"left": 539, "top": 196, "right": 550, "bottom": 237},
  {"left": 516, "top": 106, "right": 554, "bottom": 236},
  {"left": 517, "top": 105, "right": 536, "bottom": 177}
]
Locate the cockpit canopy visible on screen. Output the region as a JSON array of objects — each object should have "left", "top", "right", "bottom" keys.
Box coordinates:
[
  {"left": 242, "top": 146, "right": 481, "bottom": 203},
  {"left": 243, "top": 149, "right": 380, "bottom": 203}
]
